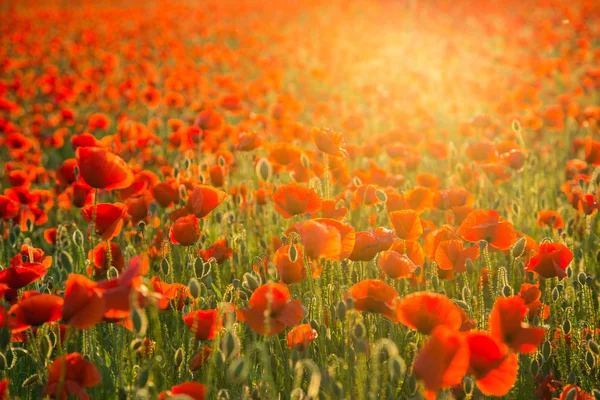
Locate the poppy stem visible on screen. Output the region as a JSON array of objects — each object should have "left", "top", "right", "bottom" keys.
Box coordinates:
[
  {"left": 90, "top": 188, "right": 98, "bottom": 252},
  {"left": 106, "top": 240, "right": 113, "bottom": 271}
]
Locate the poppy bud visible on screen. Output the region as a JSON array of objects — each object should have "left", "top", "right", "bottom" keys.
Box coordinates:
[
  {"left": 130, "top": 338, "right": 144, "bottom": 352},
  {"left": 337, "top": 301, "right": 346, "bottom": 321},
  {"left": 188, "top": 278, "right": 200, "bottom": 299},
  {"left": 174, "top": 348, "right": 184, "bottom": 367},
  {"left": 462, "top": 287, "right": 471, "bottom": 302},
  {"left": 563, "top": 320, "right": 572, "bottom": 335},
  {"left": 216, "top": 389, "right": 231, "bottom": 400},
  {"left": 478, "top": 240, "right": 488, "bottom": 252},
  {"left": 288, "top": 245, "right": 298, "bottom": 263},
  {"left": 542, "top": 341, "right": 551, "bottom": 361},
  {"left": 221, "top": 331, "right": 240, "bottom": 361},
  {"left": 132, "top": 307, "right": 148, "bottom": 337},
  {"left": 375, "top": 190, "right": 387, "bottom": 202},
  {"left": 352, "top": 321, "right": 366, "bottom": 341},
  {"left": 213, "top": 350, "right": 225, "bottom": 370},
  {"left": 160, "top": 258, "right": 170, "bottom": 275},
  {"left": 529, "top": 358, "right": 539, "bottom": 376},
  {"left": 407, "top": 373, "right": 417, "bottom": 394},
  {"left": 578, "top": 272, "right": 587, "bottom": 285},
  {"left": 512, "top": 119, "right": 521, "bottom": 133},
  {"left": 552, "top": 287, "right": 560, "bottom": 302},
  {"left": 567, "top": 266, "right": 573, "bottom": 278},
  {"left": 136, "top": 367, "right": 150, "bottom": 388},
  {"left": 431, "top": 275, "right": 439, "bottom": 290},
  {"left": 511, "top": 237, "right": 526, "bottom": 258},
  {"left": 346, "top": 297, "right": 354, "bottom": 310},
  {"left": 586, "top": 350, "right": 596, "bottom": 369},
  {"left": 388, "top": 355, "right": 406, "bottom": 382},
  {"left": 589, "top": 340, "right": 600, "bottom": 355},
  {"left": 5, "top": 349, "right": 14, "bottom": 369},
  {"left": 565, "top": 387, "right": 577, "bottom": 400},
  {"left": 502, "top": 285, "right": 512, "bottom": 297},
  {"left": 566, "top": 371, "right": 576, "bottom": 385},
  {"left": 227, "top": 357, "right": 249, "bottom": 384},
  {"left": 243, "top": 272, "right": 260, "bottom": 291},
  {"left": 463, "top": 376, "right": 474, "bottom": 395},
  {"left": 73, "top": 229, "right": 84, "bottom": 248},
  {"left": 465, "top": 259, "right": 474, "bottom": 274},
  {"left": 256, "top": 158, "right": 272, "bottom": 182},
  {"left": 23, "top": 374, "right": 40, "bottom": 388}
]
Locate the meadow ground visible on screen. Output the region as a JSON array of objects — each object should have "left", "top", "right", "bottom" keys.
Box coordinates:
[{"left": 1, "top": 0, "right": 600, "bottom": 399}]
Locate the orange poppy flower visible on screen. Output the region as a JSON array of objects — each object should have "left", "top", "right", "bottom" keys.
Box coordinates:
[
  {"left": 525, "top": 242, "right": 573, "bottom": 279},
  {"left": 404, "top": 186, "right": 434, "bottom": 213},
  {"left": 0, "top": 195, "right": 19, "bottom": 220},
  {"left": 389, "top": 210, "right": 423, "bottom": 241},
  {"left": 151, "top": 277, "right": 190, "bottom": 311},
  {"left": 489, "top": 296, "right": 545, "bottom": 353},
  {"left": 44, "top": 353, "right": 101, "bottom": 400},
  {"left": 414, "top": 325, "right": 469, "bottom": 400},
  {"left": 10, "top": 244, "right": 52, "bottom": 269},
  {"left": 236, "top": 132, "right": 264, "bottom": 151},
  {"left": 44, "top": 228, "right": 57, "bottom": 245},
  {"left": 569, "top": 190, "right": 598, "bottom": 215},
  {"left": 287, "top": 324, "right": 318, "bottom": 351},
  {"left": 377, "top": 251, "right": 416, "bottom": 279},
  {"left": 312, "top": 127, "right": 348, "bottom": 158},
  {"left": 457, "top": 209, "right": 517, "bottom": 250},
  {"left": 349, "top": 231, "right": 381, "bottom": 262},
  {"left": 536, "top": 210, "right": 564, "bottom": 230},
  {"left": 187, "top": 185, "right": 227, "bottom": 219},
  {"left": 424, "top": 225, "right": 460, "bottom": 260},
  {"left": 169, "top": 214, "right": 201, "bottom": 246},
  {"left": 558, "top": 385, "right": 593, "bottom": 400},
  {"left": 435, "top": 240, "right": 480, "bottom": 280},
  {"left": 274, "top": 244, "right": 309, "bottom": 285},
  {"left": 295, "top": 220, "right": 342, "bottom": 260},
  {"left": 320, "top": 199, "right": 348, "bottom": 220},
  {"left": 8, "top": 291, "right": 64, "bottom": 333},
  {"left": 396, "top": 292, "right": 462, "bottom": 334},
  {"left": 273, "top": 183, "right": 321, "bottom": 219},
  {"left": 75, "top": 147, "right": 133, "bottom": 190},
  {"left": 240, "top": 283, "right": 304, "bottom": 336},
  {"left": 351, "top": 184, "right": 381, "bottom": 208},
  {"left": 466, "top": 331, "right": 518, "bottom": 396},
  {"left": 81, "top": 203, "right": 128, "bottom": 240},
  {"left": 200, "top": 238, "right": 233, "bottom": 264},
  {"left": 182, "top": 309, "right": 222, "bottom": 341},
  {"left": 62, "top": 274, "right": 105, "bottom": 329},
  {"left": 519, "top": 283, "right": 549, "bottom": 321},
  {"left": 159, "top": 382, "right": 206, "bottom": 400},
  {"left": 345, "top": 280, "right": 399, "bottom": 321},
  {"left": 313, "top": 218, "right": 356, "bottom": 260},
  {"left": 88, "top": 241, "right": 125, "bottom": 279}
]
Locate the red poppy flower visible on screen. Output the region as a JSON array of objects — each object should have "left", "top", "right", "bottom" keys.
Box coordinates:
[
  {"left": 320, "top": 199, "right": 348, "bottom": 220},
  {"left": 466, "top": 331, "right": 518, "bottom": 396},
  {"left": 0, "top": 379, "right": 8, "bottom": 400},
  {"left": 152, "top": 181, "right": 180, "bottom": 208},
  {"left": 349, "top": 231, "right": 381, "bottom": 261},
  {"left": 182, "top": 309, "right": 222, "bottom": 340},
  {"left": 62, "top": 274, "right": 105, "bottom": 329},
  {"left": 0, "top": 195, "right": 19, "bottom": 220},
  {"left": 88, "top": 241, "right": 125, "bottom": 279},
  {"left": 170, "top": 214, "right": 201, "bottom": 246},
  {"left": 189, "top": 346, "right": 213, "bottom": 371},
  {"left": 240, "top": 283, "right": 304, "bottom": 336},
  {"left": 389, "top": 210, "right": 423, "bottom": 241},
  {"left": 159, "top": 382, "right": 206, "bottom": 400},
  {"left": 295, "top": 220, "right": 342, "bottom": 260},
  {"left": 435, "top": 240, "right": 480, "bottom": 280},
  {"left": 274, "top": 244, "right": 309, "bottom": 285},
  {"left": 312, "top": 127, "right": 348, "bottom": 158},
  {"left": 273, "top": 183, "right": 322, "bottom": 219},
  {"left": 378, "top": 251, "right": 416, "bottom": 279},
  {"left": 81, "top": 203, "right": 128, "bottom": 240},
  {"left": 10, "top": 244, "right": 52, "bottom": 269},
  {"left": 287, "top": 324, "right": 318, "bottom": 351},
  {"left": 8, "top": 291, "right": 64, "bottom": 333},
  {"left": 345, "top": 280, "right": 399, "bottom": 321},
  {"left": 44, "top": 353, "right": 101, "bottom": 400},
  {"left": 414, "top": 325, "right": 469, "bottom": 400},
  {"left": 151, "top": 277, "right": 190, "bottom": 311},
  {"left": 75, "top": 147, "right": 134, "bottom": 190},
  {"left": 536, "top": 210, "right": 564, "bottom": 230},
  {"left": 525, "top": 242, "right": 573, "bottom": 279},
  {"left": 519, "top": 283, "right": 549, "bottom": 320},
  {"left": 457, "top": 209, "right": 517, "bottom": 250},
  {"left": 200, "top": 238, "right": 233, "bottom": 264},
  {"left": 0, "top": 262, "right": 47, "bottom": 289},
  {"left": 187, "top": 185, "right": 227, "bottom": 219},
  {"left": 396, "top": 292, "right": 462, "bottom": 334},
  {"left": 489, "top": 296, "right": 545, "bottom": 353}
]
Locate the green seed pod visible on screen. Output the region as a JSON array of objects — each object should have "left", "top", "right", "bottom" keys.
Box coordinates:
[
  {"left": 462, "top": 286, "right": 471, "bottom": 302},
  {"left": 227, "top": 356, "right": 249, "bottom": 384},
  {"left": 132, "top": 307, "right": 148, "bottom": 337},
  {"left": 256, "top": 158, "right": 272, "bottom": 182},
  {"left": 160, "top": 258, "right": 170, "bottom": 275},
  {"left": 511, "top": 237, "right": 526, "bottom": 258},
  {"left": 130, "top": 338, "right": 144, "bottom": 352},
  {"left": 136, "top": 367, "right": 150, "bottom": 388},
  {"left": 552, "top": 287, "right": 560, "bottom": 302},
  {"left": 465, "top": 258, "right": 474, "bottom": 274},
  {"left": 502, "top": 285, "right": 513, "bottom": 297},
  {"left": 388, "top": 355, "right": 406, "bottom": 381},
  {"left": 352, "top": 321, "right": 366, "bottom": 341},
  {"left": 346, "top": 297, "right": 354, "bottom": 310},
  {"left": 289, "top": 245, "right": 298, "bottom": 263},
  {"left": 188, "top": 278, "right": 200, "bottom": 299},
  {"left": 174, "top": 348, "right": 184, "bottom": 368},
  {"left": 375, "top": 190, "right": 387, "bottom": 202},
  {"left": 589, "top": 340, "right": 600, "bottom": 355},
  {"left": 566, "top": 371, "right": 576, "bottom": 385},
  {"left": 431, "top": 275, "right": 439, "bottom": 291},
  {"left": 22, "top": 374, "right": 40, "bottom": 387},
  {"left": 73, "top": 229, "right": 84, "bottom": 248}
]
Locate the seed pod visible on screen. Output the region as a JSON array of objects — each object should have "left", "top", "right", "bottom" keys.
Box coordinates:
[
  {"left": 221, "top": 331, "right": 240, "bottom": 361},
  {"left": 578, "top": 272, "right": 587, "bottom": 285},
  {"left": 463, "top": 376, "right": 474, "bottom": 395},
  {"left": 132, "top": 307, "right": 148, "bottom": 337},
  {"left": 337, "top": 301, "right": 346, "bottom": 321},
  {"left": 529, "top": 358, "right": 539, "bottom": 376},
  {"left": 566, "top": 371, "right": 576, "bottom": 385},
  {"left": 502, "top": 285, "right": 512, "bottom": 297},
  {"left": 563, "top": 320, "right": 572, "bottom": 335},
  {"left": 511, "top": 237, "right": 526, "bottom": 258},
  {"left": 160, "top": 258, "right": 170, "bottom": 275},
  {"left": 589, "top": 340, "right": 599, "bottom": 355},
  {"left": 586, "top": 350, "right": 595, "bottom": 369},
  {"left": 352, "top": 322, "right": 366, "bottom": 341},
  {"left": 542, "top": 341, "right": 551, "bottom": 361},
  {"left": 130, "top": 338, "right": 144, "bottom": 352},
  {"left": 243, "top": 273, "right": 260, "bottom": 291},
  {"left": 256, "top": 158, "right": 272, "bottom": 182}
]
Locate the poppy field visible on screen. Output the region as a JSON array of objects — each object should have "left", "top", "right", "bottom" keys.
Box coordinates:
[{"left": 2, "top": 0, "right": 600, "bottom": 398}]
